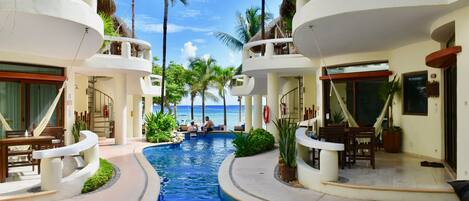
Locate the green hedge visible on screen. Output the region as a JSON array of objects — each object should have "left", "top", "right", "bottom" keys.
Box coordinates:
[
  {"left": 232, "top": 128, "right": 275, "bottom": 157},
  {"left": 82, "top": 159, "right": 114, "bottom": 193}
]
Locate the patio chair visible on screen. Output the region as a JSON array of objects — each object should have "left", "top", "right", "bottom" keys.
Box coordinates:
[
  {"left": 37, "top": 127, "right": 65, "bottom": 148},
  {"left": 348, "top": 127, "right": 376, "bottom": 169},
  {"left": 318, "top": 126, "right": 348, "bottom": 169},
  {"left": 5, "top": 130, "right": 38, "bottom": 173}
]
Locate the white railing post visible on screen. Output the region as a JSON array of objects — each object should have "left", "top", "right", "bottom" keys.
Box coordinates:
[
  {"left": 265, "top": 42, "right": 274, "bottom": 58},
  {"left": 242, "top": 75, "right": 249, "bottom": 87},
  {"left": 40, "top": 157, "right": 63, "bottom": 191},
  {"left": 144, "top": 49, "right": 152, "bottom": 61},
  {"left": 121, "top": 41, "right": 131, "bottom": 59},
  {"left": 319, "top": 150, "right": 339, "bottom": 182},
  {"left": 83, "top": 144, "right": 100, "bottom": 165}
]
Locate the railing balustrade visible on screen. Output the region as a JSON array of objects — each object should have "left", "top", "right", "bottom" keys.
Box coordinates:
[
  {"left": 243, "top": 38, "right": 300, "bottom": 60},
  {"left": 100, "top": 36, "right": 152, "bottom": 62},
  {"left": 32, "top": 131, "right": 99, "bottom": 192}
]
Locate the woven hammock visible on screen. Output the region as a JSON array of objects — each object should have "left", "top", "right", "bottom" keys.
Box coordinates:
[{"left": 0, "top": 81, "right": 67, "bottom": 136}]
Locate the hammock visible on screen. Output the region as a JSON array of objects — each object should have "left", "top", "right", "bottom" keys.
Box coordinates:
[
  {"left": 33, "top": 81, "right": 67, "bottom": 136},
  {"left": 0, "top": 112, "right": 13, "bottom": 131},
  {"left": 0, "top": 81, "right": 67, "bottom": 136},
  {"left": 329, "top": 77, "right": 393, "bottom": 137}
]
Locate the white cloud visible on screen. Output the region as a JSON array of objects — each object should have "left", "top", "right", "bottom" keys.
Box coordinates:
[
  {"left": 193, "top": 38, "right": 206, "bottom": 44},
  {"left": 179, "top": 9, "right": 202, "bottom": 18},
  {"left": 181, "top": 41, "right": 198, "bottom": 61},
  {"left": 127, "top": 14, "right": 213, "bottom": 34},
  {"left": 202, "top": 54, "right": 211, "bottom": 61}
]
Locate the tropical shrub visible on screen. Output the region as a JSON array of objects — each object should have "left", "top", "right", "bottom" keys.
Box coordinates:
[
  {"left": 232, "top": 128, "right": 275, "bottom": 157},
  {"left": 145, "top": 112, "right": 177, "bottom": 143},
  {"left": 82, "top": 158, "right": 114, "bottom": 193},
  {"left": 273, "top": 118, "right": 298, "bottom": 168},
  {"left": 72, "top": 119, "right": 87, "bottom": 143}
]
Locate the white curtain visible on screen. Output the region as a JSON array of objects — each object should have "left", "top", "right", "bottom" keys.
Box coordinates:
[
  {"left": 0, "top": 82, "right": 21, "bottom": 137},
  {"left": 33, "top": 81, "right": 66, "bottom": 136}
]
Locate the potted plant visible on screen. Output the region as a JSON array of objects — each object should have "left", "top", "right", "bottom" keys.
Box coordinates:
[
  {"left": 330, "top": 110, "right": 345, "bottom": 127},
  {"left": 274, "top": 118, "right": 299, "bottom": 182},
  {"left": 378, "top": 75, "right": 402, "bottom": 153},
  {"left": 72, "top": 119, "right": 88, "bottom": 143}
]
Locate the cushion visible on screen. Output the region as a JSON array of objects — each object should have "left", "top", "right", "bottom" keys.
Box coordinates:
[{"left": 448, "top": 180, "right": 469, "bottom": 201}]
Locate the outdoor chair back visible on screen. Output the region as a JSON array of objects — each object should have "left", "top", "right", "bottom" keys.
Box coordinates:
[{"left": 348, "top": 127, "right": 376, "bottom": 169}]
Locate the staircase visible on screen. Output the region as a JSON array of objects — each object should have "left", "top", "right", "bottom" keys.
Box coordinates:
[
  {"left": 280, "top": 77, "right": 304, "bottom": 122},
  {"left": 87, "top": 77, "right": 115, "bottom": 139}
]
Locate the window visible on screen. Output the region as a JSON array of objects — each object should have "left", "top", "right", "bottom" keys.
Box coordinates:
[
  {"left": 325, "top": 62, "right": 389, "bottom": 75},
  {"left": 403, "top": 71, "right": 428, "bottom": 115}
]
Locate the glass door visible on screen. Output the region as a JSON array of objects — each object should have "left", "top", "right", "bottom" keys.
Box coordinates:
[
  {"left": 0, "top": 81, "right": 22, "bottom": 138},
  {"left": 444, "top": 65, "right": 457, "bottom": 170},
  {"left": 26, "top": 83, "right": 62, "bottom": 130}
]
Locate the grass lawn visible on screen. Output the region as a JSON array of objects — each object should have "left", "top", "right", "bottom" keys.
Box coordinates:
[{"left": 82, "top": 158, "right": 114, "bottom": 193}]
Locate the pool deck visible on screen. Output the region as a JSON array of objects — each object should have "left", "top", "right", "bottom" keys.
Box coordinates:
[
  {"left": 64, "top": 138, "right": 160, "bottom": 201},
  {"left": 219, "top": 149, "right": 364, "bottom": 201}
]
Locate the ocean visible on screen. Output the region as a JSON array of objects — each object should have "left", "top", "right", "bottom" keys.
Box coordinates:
[{"left": 153, "top": 105, "right": 245, "bottom": 130}]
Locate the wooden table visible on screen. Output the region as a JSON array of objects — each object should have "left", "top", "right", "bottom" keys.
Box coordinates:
[{"left": 0, "top": 136, "right": 54, "bottom": 183}]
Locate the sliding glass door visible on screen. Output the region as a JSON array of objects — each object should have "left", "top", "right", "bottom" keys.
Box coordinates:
[
  {"left": 27, "top": 83, "right": 61, "bottom": 130},
  {"left": 0, "top": 81, "right": 22, "bottom": 137}
]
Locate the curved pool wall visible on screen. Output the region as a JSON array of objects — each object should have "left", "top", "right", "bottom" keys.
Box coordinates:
[{"left": 143, "top": 133, "right": 236, "bottom": 201}]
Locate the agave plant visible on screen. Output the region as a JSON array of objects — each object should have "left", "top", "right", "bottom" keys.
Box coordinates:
[
  {"left": 72, "top": 119, "right": 87, "bottom": 143},
  {"left": 273, "top": 117, "right": 299, "bottom": 168}
]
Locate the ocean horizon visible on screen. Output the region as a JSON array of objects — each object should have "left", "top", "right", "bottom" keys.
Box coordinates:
[{"left": 153, "top": 105, "right": 245, "bottom": 130}]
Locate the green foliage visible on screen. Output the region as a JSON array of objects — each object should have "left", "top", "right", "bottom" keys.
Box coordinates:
[
  {"left": 273, "top": 118, "right": 298, "bottom": 168},
  {"left": 378, "top": 75, "right": 401, "bottom": 127},
  {"left": 280, "top": 0, "right": 296, "bottom": 32},
  {"left": 331, "top": 110, "right": 345, "bottom": 124},
  {"left": 153, "top": 61, "right": 187, "bottom": 113},
  {"left": 82, "top": 159, "right": 113, "bottom": 193},
  {"left": 214, "top": 7, "right": 272, "bottom": 51},
  {"left": 99, "top": 12, "right": 119, "bottom": 36},
  {"left": 145, "top": 112, "right": 177, "bottom": 143},
  {"left": 72, "top": 119, "right": 87, "bottom": 143},
  {"left": 232, "top": 129, "right": 275, "bottom": 157}
]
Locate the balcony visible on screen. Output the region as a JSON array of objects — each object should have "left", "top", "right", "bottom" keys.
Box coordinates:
[
  {"left": 75, "top": 36, "right": 153, "bottom": 77},
  {"left": 292, "top": 0, "right": 469, "bottom": 59},
  {"left": 139, "top": 75, "right": 162, "bottom": 97},
  {"left": 242, "top": 38, "right": 316, "bottom": 78},
  {"left": 230, "top": 75, "right": 267, "bottom": 96},
  {"left": 0, "top": 0, "right": 103, "bottom": 60}
]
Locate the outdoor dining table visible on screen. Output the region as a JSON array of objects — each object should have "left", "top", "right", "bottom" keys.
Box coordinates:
[{"left": 0, "top": 136, "right": 54, "bottom": 183}]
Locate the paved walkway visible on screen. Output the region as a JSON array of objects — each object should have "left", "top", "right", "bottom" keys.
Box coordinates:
[
  {"left": 64, "top": 139, "right": 154, "bottom": 201},
  {"left": 222, "top": 149, "right": 362, "bottom": 201}
]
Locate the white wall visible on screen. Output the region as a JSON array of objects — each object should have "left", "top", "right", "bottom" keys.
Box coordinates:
[
  {"left": 303, "top": 73, "right": 317, "bottom": 110},
  {"left": 388, "top": 40, "right": 444, "bottom": 160},
  {"left": 74, "top": 74, "right": 89, "bottom": 113}
]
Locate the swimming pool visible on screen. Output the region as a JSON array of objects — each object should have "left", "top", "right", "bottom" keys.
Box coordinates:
[{"left": 143, "top": 133, "right": 235, "bottom": 201}]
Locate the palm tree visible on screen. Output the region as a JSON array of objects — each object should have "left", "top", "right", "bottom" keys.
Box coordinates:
[
  {"left": 214, "top": 7, "right": 271, "bottom": 52},
  {"left": 189, "top": 57, "right": 219, "bottom": 123},
  {"left": 213, "top": 66, "right": 235, "bottom": 127},
  {"left": 160, "top": 0, "right": 188, "bottom": 113},
  {"left": 184, "top": 69, "right": 200, "bottom": 120}
]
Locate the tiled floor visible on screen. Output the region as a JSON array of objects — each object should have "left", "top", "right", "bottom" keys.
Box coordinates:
[
  {"left": 338, "top": 151, "right": 453, "bottom": 190},
  {"left": 0, "top": 166, "right": 40, "bottom": 195}
]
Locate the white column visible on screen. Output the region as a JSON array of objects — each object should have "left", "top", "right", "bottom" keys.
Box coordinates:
[
  {"left": 133, "top": 95, "right": 143, "bottom": 138},
  {"left": 245, "top": 96, "right": 252, "bottom": 131},
  {"left": 40, "top": 157, "right": 63, "bottom": 191},
  {"left": 253, "top": 95, "right": 263, "bottom": 129},
  {"left": 114, "top": 74, "right": 128, "bottom": 145},
  {"left": 64, "top": 70, "right": 75, "bottom": 145},
  {"left": 267, "top": 73, "right": 279, "bottom": 141},
  {"left": 144, "top": 96, "right": 153, "bottom": 116}
]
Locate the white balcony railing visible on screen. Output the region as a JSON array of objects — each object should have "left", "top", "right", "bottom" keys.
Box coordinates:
[
  {"left": 243, "top": 38, "right": 301, "bottom": 60},
  {"left": 100, "top": 36, "right": 152, "bottom": 62},
  {"left": 32, "top": 131, "right": 99, "bottom": 195},
  {"left": 140, "top": 74, "right": 162, "bottom": 96},
  {"left": 231, "top": 75, "right": 246, "bottom": 88}
]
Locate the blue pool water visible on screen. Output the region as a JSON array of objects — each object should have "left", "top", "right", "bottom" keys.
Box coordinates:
[{"left": 143, "top": 134, "right": 235, "bottom": 201}]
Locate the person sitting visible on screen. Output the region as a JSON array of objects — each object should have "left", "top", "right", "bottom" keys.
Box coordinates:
[
  {"left": 187, "top": 121, "right": 199, "bottom": 133},
  {"left": 203, "top": 116, "right": 214, "bottom": 133}
]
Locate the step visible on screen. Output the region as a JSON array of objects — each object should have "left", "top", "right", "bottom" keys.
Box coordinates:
[
  {"left": 94, "top": 120, "right": 111, "bottom": 123},
  {"left": 94, "top": 126, "right": 112, "bottom": 129}
]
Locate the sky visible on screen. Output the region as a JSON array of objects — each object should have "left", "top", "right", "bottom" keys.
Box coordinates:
[{"left": 114, "top": 0, "right": 282, "bottom": 105}]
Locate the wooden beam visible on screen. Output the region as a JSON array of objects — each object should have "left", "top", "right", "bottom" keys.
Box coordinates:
[
  {"left": 319, "top": 71, "right": 393, "bottom": 80},
  {"left": 0, "top": 72, "right": 66, "bottom": 82}
]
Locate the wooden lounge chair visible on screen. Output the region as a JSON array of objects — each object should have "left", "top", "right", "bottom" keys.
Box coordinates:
[{"left": 318, "top": 126, "right": 348, "bottom": 169}]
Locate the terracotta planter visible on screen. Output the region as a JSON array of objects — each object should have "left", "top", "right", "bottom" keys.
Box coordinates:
[
  {"left": 279, "top": 162, "right": 296, "bottom": 182},
  {"left": 383, "top": 130, "right": 402, "bottom": 153}
]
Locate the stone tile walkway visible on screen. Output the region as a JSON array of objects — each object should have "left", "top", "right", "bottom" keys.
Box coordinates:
[
  {"left": 222, "top": 149, "right": 363, "bottom": 201},
  {"left": 64, "top": 138, "right": 155, "bottom": 201}
]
